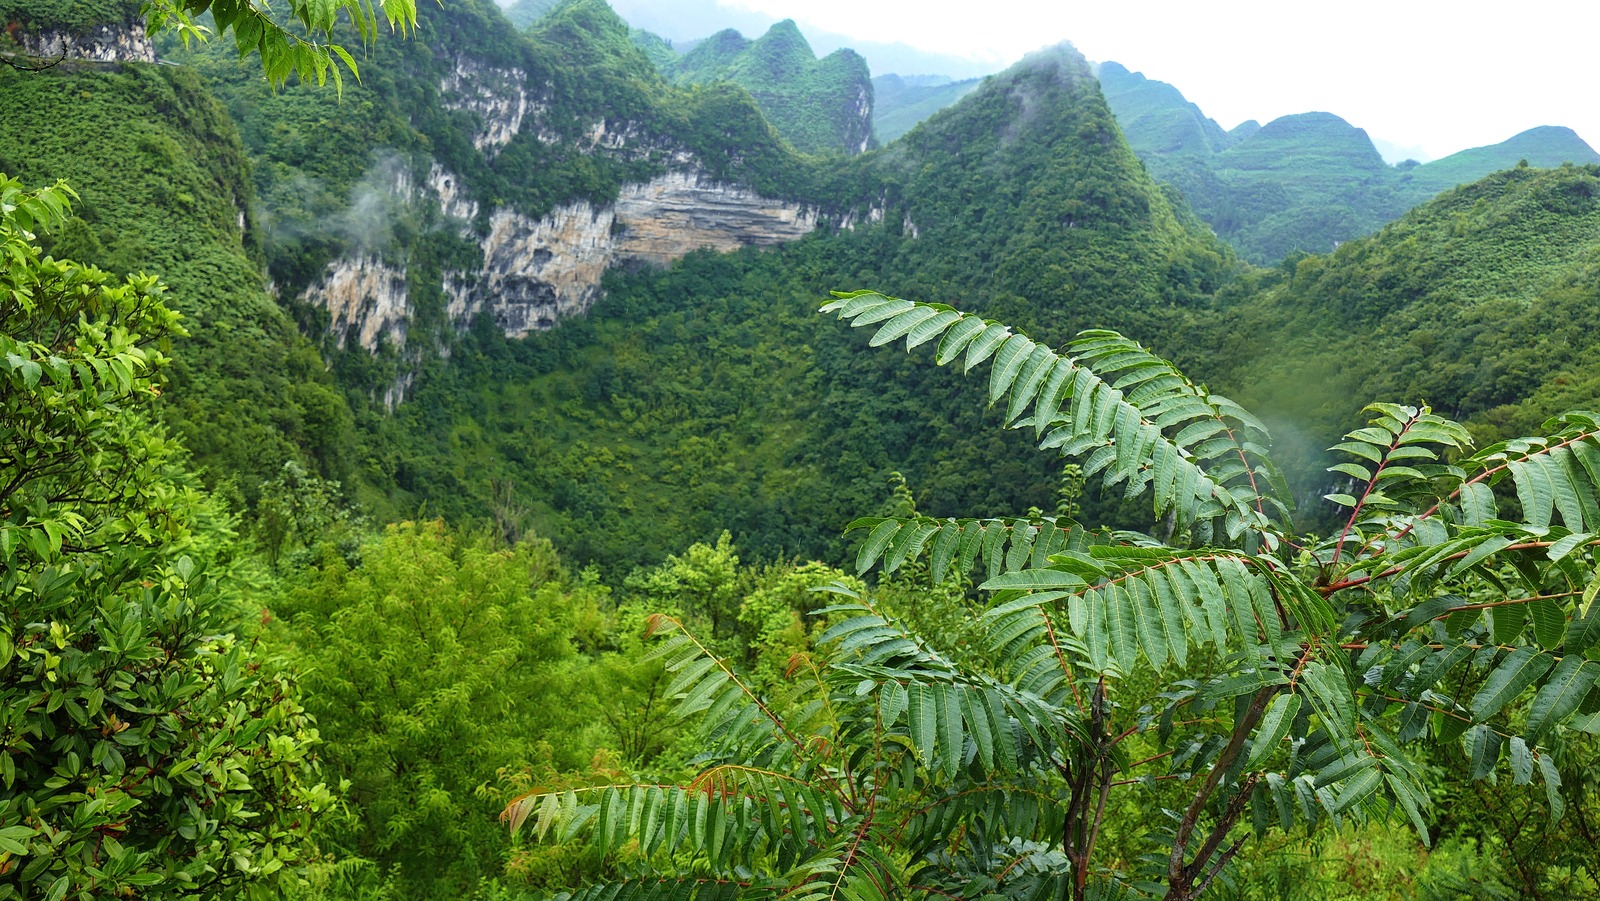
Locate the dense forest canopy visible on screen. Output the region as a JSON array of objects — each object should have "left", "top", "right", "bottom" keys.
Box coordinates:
[{"left": 1, "top": 1, "right": 1598, "bottom": 899}]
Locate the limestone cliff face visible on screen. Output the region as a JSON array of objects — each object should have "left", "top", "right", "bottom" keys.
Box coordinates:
[
  {"left": 303, "top": 168, "right": 824, "bottom": 350},
  {"left": 438, "top": 56, "right": 533, "bottom": 153},
  {"left": 848, "top": 84, "right": 873, "bottom": 154},
  {"left": 16, "top": 18, "right": 155, "bottom": 63},
  {"left": 461, "top": 171, "right": 820, "bottom": 337},
  {"left": 299, "top": 40, "right": 849, "bottom": 366},
  {"left": 612, "top": 172, "right": 819, "bottom": 265},
  {"left": 303, "top": 256, "right": 409, "bottom": 351}
]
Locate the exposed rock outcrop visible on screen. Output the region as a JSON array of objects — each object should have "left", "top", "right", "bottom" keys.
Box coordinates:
[
  {"left": 303, "top": 256, "right": 410, "bottom": 351},
  {"left": 848, "top": 84, "right": 873, "bottom": 154},
  {"left": 611, "top": 172, "right": 819, "bottom": 266},
  {"left": 439, "top": 56, "right": 533, "bottom": 152},
  {"left": 462, "top": 171, "right": 819, "bottom": 337},
  {"left": 303, "top": 169, "right": 825, "bottom": 350},
  {"left": 429, "top": 162, "right": 480, "bottom": 222},
  {"left": 14, "top": 18, "right": 155, "bottom": 64}
]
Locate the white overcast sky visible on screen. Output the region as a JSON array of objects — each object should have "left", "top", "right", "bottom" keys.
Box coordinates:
[{"left": 595, "top": 0, "right": 1598, "bottom": 162}]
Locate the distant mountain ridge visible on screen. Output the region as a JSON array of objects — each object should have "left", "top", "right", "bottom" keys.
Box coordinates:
[
  {"left": 659, "top": 20, "right": 874, "bottom": 156},
  {"left": 871, "top": 74, "right": 982, "bottom": 143},
  {"left": 501, "top": 0, "right": 560, "bottom": 29},
  {"left": 1097, "top": 61, "right": 1600, "bottom": 262}
]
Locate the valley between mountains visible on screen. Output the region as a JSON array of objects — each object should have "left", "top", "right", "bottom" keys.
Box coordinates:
[{"left": 2, "top": 1, "right": 1598, "bottom": 898}]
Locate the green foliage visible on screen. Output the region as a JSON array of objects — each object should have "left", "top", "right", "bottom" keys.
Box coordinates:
[
  {"left": 0, "top": 0, "right": 143, "bottom": 32},
  {"left": 0, "top": 177, "right": 328, "bottom": 899},
  {"left": 0, "top": 62, "right": 362, "bottom": 497},
  {"left": 1206, "top": 164, "right": 1600, "bottom": 504},
  {"left": 141, "top": 0, "right": 422, "bottom": 90},
  {"left": 268, "top": 520, "right": 603, "bottom": 898},
  {"left": 509, "top": 295, "right": 1600, "bottom": 900},
  {"left": 344, "top": 42, "right": 1233, "bottom": 574}
]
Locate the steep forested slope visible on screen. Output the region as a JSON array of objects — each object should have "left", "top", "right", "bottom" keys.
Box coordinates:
[
  {"left": 664, "top": 20, "right": 874, "bottom": 155},
  {"left": 0, "top": 57, "right": 356, "bottom": 495},
  {"left": 1094, "top": 61, "right": 1237, "bottom": 157},
  {"left": 1201, "top": 163, "right": 1600, "bottom": 501}
]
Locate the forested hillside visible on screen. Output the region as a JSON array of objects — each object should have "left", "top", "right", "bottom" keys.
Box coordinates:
[
  {"left": 1204, "top": 162, "right": 1600, "bottom": 498},
  {"left": 354, "top": 39, "right": 1232, "bottom": 571},
  {"left": 3, "top": 1, "right": 1599, "bottom": 899},
  {"left": 0, "top": 40, "right": 356, "bottom": 497}
]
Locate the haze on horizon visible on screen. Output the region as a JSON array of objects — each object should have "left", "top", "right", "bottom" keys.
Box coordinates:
[{"left": 584, "top": 0, "right": 1598, "bottom": 164}]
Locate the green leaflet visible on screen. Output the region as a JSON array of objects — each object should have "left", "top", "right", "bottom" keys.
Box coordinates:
[
  {"left": 878, "top": 680, "right": 908, "bottom": 727},
  {"left": 960, "top": 687, "right": 995, "bottom": 771},
  {"left": 1509, "top": 457, "right": 1555, "bottom": 528},
  {"left": 1528, "top": 595, "right": 1566, "bottom": 650},
  {"left": 856, "top": 520, "right": 900, "bottom": 575},
  {"left": 980, "top": 569, "right": 1086, "bottom": 591},
  {"left": 1459, "top": 481, "right": 1497, "bottom": 525},
  {"left": 929, "top": 522, "right": 961, "bottom": 584},
  {"left": 900, "top": 309, "right": 964, "bottom": 350},
  {"left": 1470, "top": 648, "right": 1555, "bottom": 723},
  {"left": 989, "top": 335, "right": 1037, "bottom": 405},
  {"left": 965, "top": 324, "right": 1013, "bottom": 372},
  {"left": 1538, "top": 752, "right": 1564, "bottom": 819},
  {"left": 1524, "top": 657, "right": 1600, "bottom": 741},
  {"left": 1006, "top": 346, "right": 1058, "bottom": 424},
  {"left": 1464, "top": 724, "right": 1502, "bottom": 780},
  {"left": 939, "top": 685, "right": 964, "bottom": 779},
  {"left": 1385, "top": 774, "right": 1431, "bottom": 844},
  {"left": 1303, "top": 661, "right": 1356, "bottom": 735},
  {"left": 1490, "top": 598, "right": 1528, "bottom": 644},
  {"left": 934, "top": 315, "right": 989, "bottom": 365},
  {"left": 1245, "top": 693, "right": 1299, "bottom": 770},
  {"left": 1331, "top": 765, "right": 1383, "bottom": 813},
  {"left": 1102, "top": 582, "right": 1140, "bottom": 669},
  {"left": 869, "top": 305, "right": 947, "bottom": 347},
  {"left": 909, "top": 683, "right": 938, "bottom": 768},
  {"left": 1509, "top": 737, "right": 1535, "bottom": 785}
]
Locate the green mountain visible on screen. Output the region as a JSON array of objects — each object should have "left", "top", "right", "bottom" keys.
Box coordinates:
[
  {"left": 1099, "top": 62, "right": 1600, "bottom": 263},
  {"left": 0, "top": 25, "right": 355, "bottom": 496},
  {"left": 12, "top": 0, "right": 1600, "bottom": 565},
  {"left": 664, "top": 20, "right": 875, "bottom": 155},
  {"left": 1201, "top": 162, "right": 1600, "bottom": 503},
  {"left": 871, "top": 73, "right": 982, "bottom": 143},
  {"left": 501, "top": 0, "right": 560, "bottom": 29},
  {"left": 1094, "top": 61, "right": 1231, "bottom": 156},
  {"left": 338, "top": 41, "right": 1232, "bottom": 570},
  {"left": 1403, "top": 125, "right": 1599, "bottom": 194}
]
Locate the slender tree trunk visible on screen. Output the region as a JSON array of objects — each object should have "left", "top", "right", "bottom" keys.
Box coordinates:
[{"left": 1165, "top": 686, "right": 1276, "bottom": 900}]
